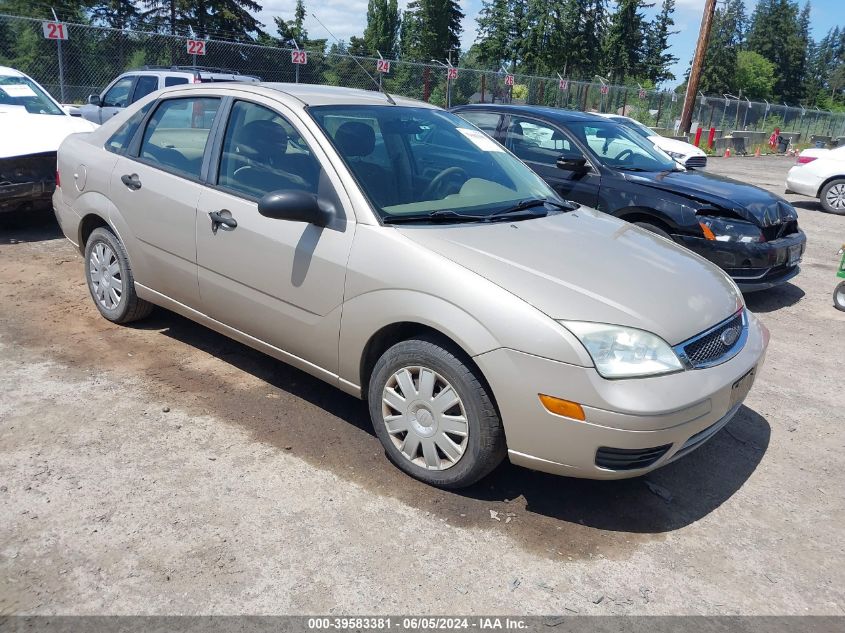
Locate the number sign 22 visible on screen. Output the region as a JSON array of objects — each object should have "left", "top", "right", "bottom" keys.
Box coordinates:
[{"left": 187, "top": 39, "right": 206, "bottom": 56}]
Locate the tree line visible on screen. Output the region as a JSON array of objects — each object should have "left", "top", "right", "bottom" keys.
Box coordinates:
[{"left": 0, "top": 0, "right": 842, "bottom": 109}]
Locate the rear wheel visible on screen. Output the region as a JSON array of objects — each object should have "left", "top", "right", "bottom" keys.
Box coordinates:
[
  {"left": 820, "top": 179, "right": 845, "bottom": 215},
  {"left": 834, "top": 281, "right": 845, "bottom": 312},
  {"left": 634, "top": 221, "right": 673, "bottom": 240},
  {"left": 367, "top": 337, "right": 506, "bottom": 488},
  {"left": 84, "top": 227, "right": 153, "bottom": 323}
]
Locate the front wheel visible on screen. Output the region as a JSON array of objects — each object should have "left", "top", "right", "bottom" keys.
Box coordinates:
[
  {"left": 367, "top": 337, "right": 506, "bottom": 488},
  {"left": 834, "top": 281, "right": 845, "bottom": 312},
  {"left": 820, "top": 179, "right": 845, "bottom": 215}
]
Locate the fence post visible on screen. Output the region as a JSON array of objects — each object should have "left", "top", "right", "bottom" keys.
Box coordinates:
[
  {"left": 480, "top": 74, "right": 485, "bottom": 103},
  {"left": 655, "top": 92, "right": 664, "bottom": 127},
  {"left": 423, "top": 67, "right": 430, "bottom": 102}
]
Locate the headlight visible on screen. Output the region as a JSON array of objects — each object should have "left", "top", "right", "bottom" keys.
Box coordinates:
[
  {"left": 562, "top": 322, "right": 684, "bottom": 379},
  {"left": 665, "top": 150, "right": 686, "bottom": 160},
  {"left": 698, "top": 215, "right": 764, "bottom": 243}
]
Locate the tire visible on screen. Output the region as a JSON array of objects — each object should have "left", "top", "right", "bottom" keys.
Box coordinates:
[
  {"left": 84, "top": 227, "right": 153, "bottom": 324},
  {"left": 820, "top": 179, "right": 845, "bottom": 215},
  {"left": 634, "top": 221, "right": 673, "bottom": 240},
  {"left": 834, "top": 281, "right": 845, "bottom": 312},
  {"left": 367, "top": 337, "right": 506, "bottom": 488}
]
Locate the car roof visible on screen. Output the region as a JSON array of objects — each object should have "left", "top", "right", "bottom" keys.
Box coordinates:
[
  {"left": 162, "top": 81, "right": 434, "bottom": 108},
  {"left": 0, "top": 66, "right": 26, "bottom": 78},
  {"left": 453, "top": 103, "right": 606, "bottom": 123}
]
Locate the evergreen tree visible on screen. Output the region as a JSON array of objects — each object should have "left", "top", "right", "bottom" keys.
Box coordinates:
[
  {"left": 746, "top": 0, "right": 807, "bottom": 102},
  {"left": 363, "top": 0, "right": 401, "bottom": 58},
  {"left": 697, "top": 0, "right": 746, "bottom": 95},
  {"left": 603, "top": 0, "right": 651, "bottom": 82},
  {"left": 274, "top": 0, "right": 307, "bottom": 47},
  {"left": 90, "top": 0, "right": 140, "bottom": 30},
  {"left": 402, "top": 0, "right": 463, "bottom": 62},
  {"left": 643, "top": 0, "right": 678, "bottom": 83},
  {"left": 142, "top": 0, "right": 189, "bottom": 35}
]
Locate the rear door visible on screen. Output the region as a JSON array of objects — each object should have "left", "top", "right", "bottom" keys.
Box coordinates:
[
  {"left": 503, "top": 115, "right": 601, "bottom": 207},
  {"left": 109, "top": 94, "right": 222, "bottom": 308}
]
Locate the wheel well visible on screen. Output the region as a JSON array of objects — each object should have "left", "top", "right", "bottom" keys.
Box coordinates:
[
  {"left": 78, "top": 214, "right": 110, "bottom": 251},
  {"left": 817, "top": 175, "right": 845, "bottom": 198},
  {"left": 616, "top": 209, "right": 674, "bottom": 234},
  {"left": 359, "top": 322, "right": 485, "bottom": 400}
]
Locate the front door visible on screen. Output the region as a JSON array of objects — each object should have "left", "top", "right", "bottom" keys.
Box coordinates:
[
  {"left": 109, "top": 94, "right": 222, "bottom": 307},
  {"left": 503, "top": 115, "right": 601, "bottom": 208},
  {"left": 195, "top": 98, "right": 355, "bottom": 375}
]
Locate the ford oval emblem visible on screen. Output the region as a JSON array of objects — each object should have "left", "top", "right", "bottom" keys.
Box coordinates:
[{"left": 720, "top": 326, "right": 740, "bottom": 347}]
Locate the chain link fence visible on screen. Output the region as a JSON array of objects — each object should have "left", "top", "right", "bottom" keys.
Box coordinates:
[{"left": 3, "top": 13, "right": 845, "bottom": 146}]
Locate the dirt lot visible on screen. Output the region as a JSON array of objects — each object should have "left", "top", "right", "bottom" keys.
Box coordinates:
[{"left": 1, "top": 155, "right": 843, "bottom": 615}]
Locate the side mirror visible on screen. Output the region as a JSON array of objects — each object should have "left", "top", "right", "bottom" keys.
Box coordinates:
[
  {"left": 556, "top": 155, "right": 588, "bottom": 171},
  {"left": 258, "top": 190, "right": 332, "bottom": 226},
  {"left": 87, "top": 94, "right": 101, "bottom": 106}
]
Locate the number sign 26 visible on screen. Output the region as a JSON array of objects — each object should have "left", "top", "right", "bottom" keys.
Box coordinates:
[{"left": 187, "top": 39, "right": 206, "bottom": 56}]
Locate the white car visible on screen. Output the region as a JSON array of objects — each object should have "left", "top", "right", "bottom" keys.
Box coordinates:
[
  {"left": 786, "top": 145, "right": 845, "bottom": 215},
  {"left": 1, "top": 66, "right": 97, "bottom": 214},
  {"left": 598, "top": 113, "right": 708, "bottom": 169}
]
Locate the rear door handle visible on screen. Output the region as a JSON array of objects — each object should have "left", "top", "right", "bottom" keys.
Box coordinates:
[
  {"left": 209, "top": 210, "right": 237, "bottom": 234},
  {"left": 120, "top": 173, "right": 141, "bottom": 190}
]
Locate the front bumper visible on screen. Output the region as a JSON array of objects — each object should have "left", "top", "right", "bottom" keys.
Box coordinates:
[
  {"left": 0, "top": 153, "right": 57, "bottom": 214},
  {"left": 675, "top": 230, "right": 806, "bottom": 292},
  {"left": 473, "top": 312, "right": 769, "bottom": 479}
]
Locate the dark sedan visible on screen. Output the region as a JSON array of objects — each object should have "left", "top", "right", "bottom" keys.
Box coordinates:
[{"left": 452, "top": 104, "right": 806, "bottom": 292}]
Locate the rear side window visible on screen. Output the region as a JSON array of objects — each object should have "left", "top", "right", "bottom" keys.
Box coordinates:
[
  {"left": 165, "top": 76, "right": 190, "bottom": 87},
  {"left": 106, "top": 102, "right": 154, "bottom": 153},
  {"left": 131, "top": 76, "right": 159, "bottom": 103},
  {"left": 457, "top": 111, "right": 501, "bottom": 136},
  {"left": 139, "top": 97, "right": 221, "bottom": 178}
]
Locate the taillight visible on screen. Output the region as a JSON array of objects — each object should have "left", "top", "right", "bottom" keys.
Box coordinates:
[
  {"left": 797, "top": 155, "right": 817, "bottom": 165},
  {"left": 55, "top": 169, "right": 60, "bottom": 187},
  {"left": 193, "top": 74, "right": 201, "bottom": 84}
]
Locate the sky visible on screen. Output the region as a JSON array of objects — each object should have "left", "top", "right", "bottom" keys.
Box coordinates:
[{"left": 256, "top": 0, "right": 843, "bottom": 89}]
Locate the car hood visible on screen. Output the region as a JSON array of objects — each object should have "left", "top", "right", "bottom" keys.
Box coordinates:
[
  {"left": 0, "top": 110, "right": 97, "bottom": 159},
  {"left": 622, "top": 169, "right": 796, "bottom": 227},
  {"left": 649, "top": 135, "right": 705, "bottom": 157},
  {"left": 397, "top": 208, "right": 742, "bottom": 345}
]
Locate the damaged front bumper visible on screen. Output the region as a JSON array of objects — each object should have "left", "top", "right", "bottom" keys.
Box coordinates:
[{"left": 0, "top": 152, "right": 57, "bottom": 214}]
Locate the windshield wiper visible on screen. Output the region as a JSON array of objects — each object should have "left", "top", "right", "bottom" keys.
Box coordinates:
[
  {"left": 616, "top": 166, "right": 651, "bottom": 172},
  {"left": 382, "top": 209, "right": 486, "bottom": 224},
  {"left": 487, "top": 197, "right": 577, "bottom": 220}
]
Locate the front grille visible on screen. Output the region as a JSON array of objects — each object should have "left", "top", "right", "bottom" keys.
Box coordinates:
[
  {"left": 595, "top": 444, "right": 671, "bottom": 471},
  {"left": 685, "top": 155, "right": 707, "bottom": 168},
  {"left": 0, "top": 152, "right": 57, "bottom": 187},
  {"left": 677, "top": 311, "right": 746, "bottom": 369},
  {"left": 761, "top": 220, "right": 799, "bottom": 241}
]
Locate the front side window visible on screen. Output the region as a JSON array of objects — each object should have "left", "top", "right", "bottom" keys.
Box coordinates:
[
  {"left": 0, "top": 74, "right": 64, "bottom": 116},
  {"left": 131, "top": 76, "right": 159, "bottom": 103},
  {"left": 139, "top": 97, "right": 220, "bottom": 178},
  {"left": 568, "top": 120, "right": 678, "bottom": 172},
  {"left": 505, "top": 116, "right": 581, "bottom": 167},
  {"left": 309, "top": 105, "right": 557, "bottom": 220},
  {"left": 102, "top": 76, "right": 135, "bottom": 108},
  {"left": 106, "top": 101, "right": 154, "bottom": 153},
  {"left": 217, "top": 100, "right": 320, "bottom": 198}
]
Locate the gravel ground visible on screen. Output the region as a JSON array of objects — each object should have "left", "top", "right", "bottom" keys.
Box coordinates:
[{"left": 0, "top": 155, "right": 843, "bottom": 615}]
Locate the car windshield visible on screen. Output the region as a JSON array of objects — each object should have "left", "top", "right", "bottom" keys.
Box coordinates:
[
  {"left": 308, "top": 105, "right": 561, "bottom": 221},
  {"left": 614, "top": 117, "right": 654, "bottom": 139},
  {"left": 0, "top": 75, "right": 64, "bottom": 116},
  {"left": 568, "top": 119, "right": 680, "bottom": 172}
]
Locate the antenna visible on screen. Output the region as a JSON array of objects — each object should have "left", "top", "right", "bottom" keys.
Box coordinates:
[{"left": 310, "top": 12, "right": 396, "bottom": 105}]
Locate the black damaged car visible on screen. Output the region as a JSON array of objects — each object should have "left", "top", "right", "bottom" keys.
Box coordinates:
[{"left": 452, "top": 104, "right": 806, "bottom": 292}]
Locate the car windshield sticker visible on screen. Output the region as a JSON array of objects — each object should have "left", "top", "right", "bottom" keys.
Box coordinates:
[
  {"left": 0, "top": 84, "right": 38, "bottom": 98},
  {"left": 458, "top": 127, "right": 504, "bottom": 152}
]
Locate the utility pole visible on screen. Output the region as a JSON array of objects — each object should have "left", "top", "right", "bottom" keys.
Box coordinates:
[{"left": 679, "top": 0, "right": 717, "bottom": 133}]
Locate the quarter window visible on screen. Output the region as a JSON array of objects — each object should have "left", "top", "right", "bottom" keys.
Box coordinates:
[
  {"left": 139, "top": 97, "right": 220, "bottom": 178},
  {"left": 106, "top": 101, "right": 153, "bottom": 153},
  {"left": 102, "top": 76, "right": 135, "bottom": 108},
  {"left": 164, "top": 76, "right": 190, "bottom": 87},
  {"left": 217, "top": 101, "right": 320, "bottom": 198}
]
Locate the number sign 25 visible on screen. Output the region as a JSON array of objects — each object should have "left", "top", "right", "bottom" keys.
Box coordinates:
[{"left": 187, "top": 39, "right": 206, "bottom": 56}]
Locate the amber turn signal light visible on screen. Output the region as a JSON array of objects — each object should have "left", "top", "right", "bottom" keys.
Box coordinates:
[
  {"left": 699, "top": 222, "right": 716, "bottom": 240},
  {"left": 539, "top": 394, "right": 585, "bottom": 421}
]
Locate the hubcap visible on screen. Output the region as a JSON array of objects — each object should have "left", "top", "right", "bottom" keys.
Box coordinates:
[
  {"left": 381, "top": 366, "right": 469, "bottom": 471},
  {"left": 89, "top": 242, "right": 123, "bottom": 311},
  {"left": 836, "top": 284, "right": 845, "bottom": 309},
  {"left": 826, "top": 184, "right": 845, "bottom": 210}
]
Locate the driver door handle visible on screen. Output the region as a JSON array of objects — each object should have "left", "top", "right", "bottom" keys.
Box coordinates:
[
  {"left": 120, "top": 173, "right": 142, "bottom": 190},
  {"left": 209, "top": 210, "right": 237, "bottom": 234}
]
